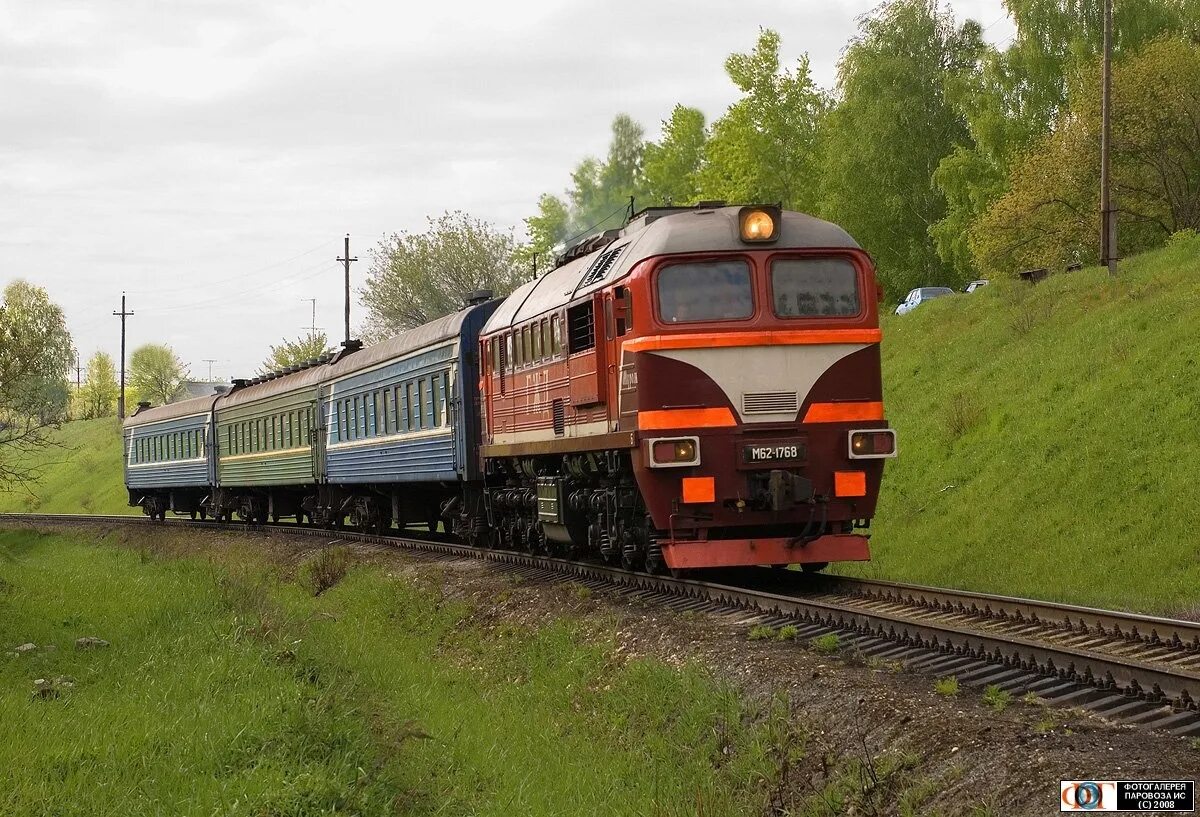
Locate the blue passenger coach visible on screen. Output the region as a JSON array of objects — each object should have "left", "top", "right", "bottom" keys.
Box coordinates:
[
  {"left": 319, "top": 301, "right": 498, "bottom": 532},
  {"left": 123, "top": 394, "right": 219, "bottom": 520}
]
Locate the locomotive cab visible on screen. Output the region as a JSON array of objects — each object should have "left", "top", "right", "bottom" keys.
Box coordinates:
[{"left": 617, "top": 207, "right": 896, "bottom": 569}]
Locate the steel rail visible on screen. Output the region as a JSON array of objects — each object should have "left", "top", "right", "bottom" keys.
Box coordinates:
[{"left": 3, "top": 512, "right": 1197, "bottom": 735}]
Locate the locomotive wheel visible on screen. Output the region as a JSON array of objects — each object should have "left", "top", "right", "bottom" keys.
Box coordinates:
[
  {"left": 620, "top": 548, "right": 641, "bottom": 572},
  {"left": 644, "top": 549, "right": 666, "bottom": 575}
]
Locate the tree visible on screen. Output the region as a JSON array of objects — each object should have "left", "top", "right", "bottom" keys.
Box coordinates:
[
  {"left": 643, "top": 105, "right": 707, "bottom": 206},
  {"left": 78, "top": 352, "right": 118, "bottom": 419},
  {"left": 130, "top": 344, "right": 189, "bottom": 406},
  {"left": 820, "top": 0, "right": 978, "bottom": 296},
  {"left": 931, "top": 0, "right": 1196, "bottom": 277},
  {"left": 521, "top": 193, "right": 571, "bottom": 271},
  {"left": 362, "top": 211, "right": 527, "bottom": 337},
  {"left": 259, "top": 331, "right": 334, "bottom": 376},
  {"left": 0, "top": 280, "right": 73, "bottom": 486},
  {"left": 969, "top": 36, "right": 1200, "bottom": 275},
  {"left": 698, "top": 29, "right": 828, "bottom": 211}
]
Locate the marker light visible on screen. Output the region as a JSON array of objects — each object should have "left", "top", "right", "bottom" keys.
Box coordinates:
[
  {"left": 647, "top": 436, "right": 701, "bottom": 468},
  {"left": 848, "top": 429, "right": 897, "bottom": 459},
  {"left": 738, "top": 206, "right": 780, "bottom": 242}
]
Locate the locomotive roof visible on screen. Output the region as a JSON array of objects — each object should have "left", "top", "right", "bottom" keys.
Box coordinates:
[
  {"left": 483, "top": 206, "right": 860, "bottom": 332},
  {"left": 123, "top": 393, "right": 219, "bottom": 428}
]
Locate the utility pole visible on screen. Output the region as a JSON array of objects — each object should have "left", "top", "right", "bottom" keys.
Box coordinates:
[
  {"left": 301, "top": 298, "right": 322, "bottom": 334},
  {"left": 113, "top": 292, "right": 134, "bottom": 419},
  {"left": 1100, "top": 0, "right": 1117, "bottom": 276},
  {"left": 74, "top": 349, "right": 82, "bottom": 389},
  {"left": 203, "top": 359, "right": 218, "bottom": 382},
  {"left": 337, "top": 234, "right": 357, "bottom": 347}
]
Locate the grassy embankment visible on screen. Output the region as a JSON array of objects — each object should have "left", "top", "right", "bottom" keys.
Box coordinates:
[
  {"left": 0, "top": 528, "right": 785, "bottom": 816},
  {"left": 0, "top": 418, "right": 134, "bottom": 515},
  {"left": 3, "top": 237, "right": 1199, "bottom": 612},
  {"left": 852, "top": 235, "right": 1200, "bottom": 614}
]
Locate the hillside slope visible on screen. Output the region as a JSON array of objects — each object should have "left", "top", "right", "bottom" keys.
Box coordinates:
[
  {"left": 846, "top": 236, "right": 1200, "bottom": 614},
  {"left": 0, "top": 418, "right": 134, "bottom": 515}
]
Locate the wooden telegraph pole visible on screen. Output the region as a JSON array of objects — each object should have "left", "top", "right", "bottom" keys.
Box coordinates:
[
  {"left": 337, "top": 235, "right": 357, "bottom": 347},
  {"left": 113, "top": 293, "right": 134, "bottom": 419},
  {"left": 1100, "top": 0, "right": 1117, "bottom": 275}
]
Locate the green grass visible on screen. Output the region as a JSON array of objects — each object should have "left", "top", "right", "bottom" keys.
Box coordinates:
[
  {"left": 842, "top": 234, "right": 1200, "bottom": 615},
  {"left": 0, "top": 528, "right": 782, "bottom": 816},
  {"left": 0, "top": 418, "right": 134, "bottom": 515},
  {"left": 934, "top": 676, "right": 960, "bottom": 697}
]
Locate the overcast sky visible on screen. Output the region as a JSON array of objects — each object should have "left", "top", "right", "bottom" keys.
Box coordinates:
[{"left": 1, "top": 0, "right": 1013, "bottom": 381}]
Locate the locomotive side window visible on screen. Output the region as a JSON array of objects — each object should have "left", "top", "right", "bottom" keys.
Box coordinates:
[
  {"left": 771, "top": 258, "right": 860, "bottom": 317},
  {"left": 567, "top": 302, "right": 595, "bottom": 353},
  {"left": 532, "top": 321, "right": 543, "bottom": 360},
  {"left": 657, "top": 260, "right": 753, "bottom": 323},
  {"left": 550, "top": 315, "right": 561, "bottom": 354}
]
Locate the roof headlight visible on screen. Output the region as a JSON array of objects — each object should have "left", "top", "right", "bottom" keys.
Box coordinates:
[{"left": 738, "top": 206, "right": 780, "bottom": 242}]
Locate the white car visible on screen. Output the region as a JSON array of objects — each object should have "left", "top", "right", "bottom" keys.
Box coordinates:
[
  {"left": 895, "top": 287, "right": 954, "bottom": 315},
  {"left": 964, "top": 279, "right": 989, "bottom": 293}
]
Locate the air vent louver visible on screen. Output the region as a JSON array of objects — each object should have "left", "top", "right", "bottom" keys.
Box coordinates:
[
  {"left": 742, "top": 391, "right": 799, "bottom": 415},
  {"left": 579, "top": 244, "right": 626, "bottom": 287}
]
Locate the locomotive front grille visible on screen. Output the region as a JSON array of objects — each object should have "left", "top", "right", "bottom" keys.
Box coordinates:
[{"left": 741, "top": 391, "right": 799, "bottom": 415}]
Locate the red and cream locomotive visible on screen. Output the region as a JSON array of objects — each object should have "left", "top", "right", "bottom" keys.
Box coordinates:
[{"left": 472, "top": 203, "right": 896, "bottom": 573}]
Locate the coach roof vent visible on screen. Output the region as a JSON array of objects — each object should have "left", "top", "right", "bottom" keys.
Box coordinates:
[
  {"left": 465, "top": 289, "right": 493, "bottom": 306},
  {"left": 133, "top": 401, "right": 152, "bottom": 415}
]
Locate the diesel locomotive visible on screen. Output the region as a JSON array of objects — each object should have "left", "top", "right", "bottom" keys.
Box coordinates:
[{"left": 124, "top": 203, "right": 896, "bottom": 573}]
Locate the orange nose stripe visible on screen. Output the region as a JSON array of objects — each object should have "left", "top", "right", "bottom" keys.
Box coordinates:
[
  {"left": 639, "top": 407, "right": 737, "bottom": 430},
  {"left": 803, "top": 401, "right": 884, "bottom": 423}
]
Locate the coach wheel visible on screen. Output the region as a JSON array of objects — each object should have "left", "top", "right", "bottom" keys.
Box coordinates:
[
  {"left": 189, "top": 510, "right": 197, "bottom": 520},
  {"left": 426, "top": 509, "right": 440, "bottom": 533},
  {"left": 199, "top": 508, "right": 207, "bottom": 521}
]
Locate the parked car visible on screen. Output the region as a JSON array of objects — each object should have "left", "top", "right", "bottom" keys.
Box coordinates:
[
  {"left": 895, "top": 286, "right": 954, "bottom": 315},
  {"left": 963, "top": 279, "right": 989, "bottom": 293}
]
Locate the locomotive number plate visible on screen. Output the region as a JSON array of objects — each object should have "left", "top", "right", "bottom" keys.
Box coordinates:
[{"left": 743, "top": 440, "right": 807, "bottom": 464}]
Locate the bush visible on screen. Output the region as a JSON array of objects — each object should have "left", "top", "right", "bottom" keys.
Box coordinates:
[
  {"left": 304, "top": 547, "right": 351, "bottom": 596},
  {"left": 1167, "top": 228, "right": 1198, "bottom": 246}
]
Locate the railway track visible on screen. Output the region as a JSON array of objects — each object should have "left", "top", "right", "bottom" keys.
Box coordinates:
[{"left": 4, "top": 512, "right": 1198, "bottom": 737}]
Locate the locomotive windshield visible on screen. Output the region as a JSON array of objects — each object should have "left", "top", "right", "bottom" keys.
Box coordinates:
[
  {"left": 771, "top": 258, "right": 860, "bottom": 317},
  {"left": 657, "top": 260, "right": 753, "bottom": 323}
]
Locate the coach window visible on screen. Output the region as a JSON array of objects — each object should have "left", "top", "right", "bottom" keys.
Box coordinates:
[
  {"left": 771, "top": 258, "right": 860, "bottom": 317},
  {"left": 431, "top": 375, "right": 443, "bottom": 426},
  {"left": 441, "top": 371, "right": 451, "bottom": 425},
  {"left": 360, "top": 395, "right": 369, "bottom": 438},
  {"left": 658, "top": 260, "right": 753, "bottom": 323},
  {"left": 406, "top": 382, "right": 417, "bottom": 430}
]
